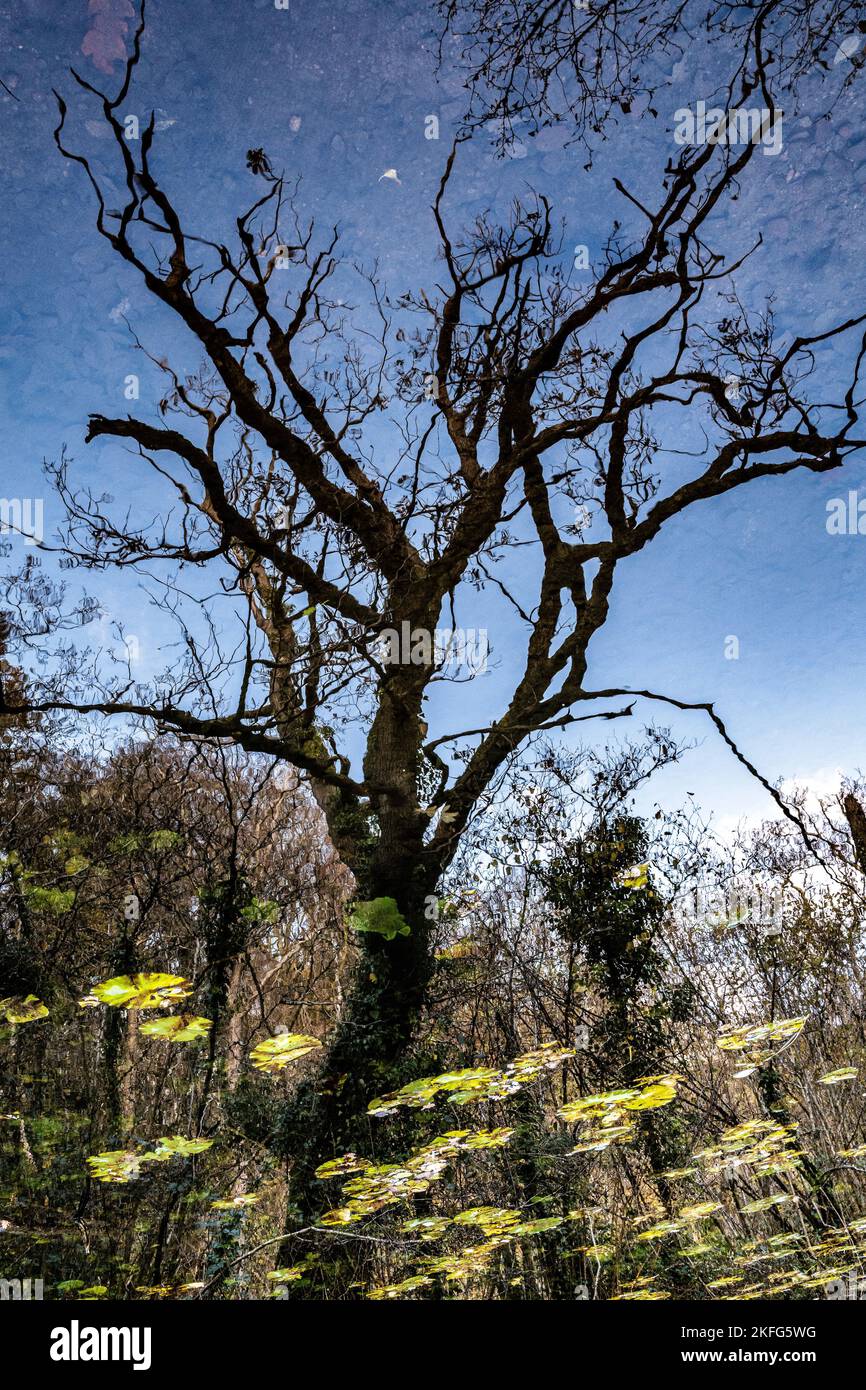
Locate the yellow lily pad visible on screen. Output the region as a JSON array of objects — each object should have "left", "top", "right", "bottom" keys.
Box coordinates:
[
  {"left": 140, "top": 1014, "right": 212, "bottom": 1042},
  {"left": 82, "top": 973, "right": 192, "bottom": 1011},
  {"left": 0, "top": 995, "right": 49, "bottom": 1024},
  {"left": 250, "top": 1033, "right": 323, "bottom": 1073}
]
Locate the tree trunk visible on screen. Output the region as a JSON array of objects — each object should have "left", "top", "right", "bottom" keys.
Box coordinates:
[
  {"left": 273, "top": 841, "right": 438, "bottom": 1273},
  {"left": 265, "top": 611, "right": 446, "bottom": 1277}
]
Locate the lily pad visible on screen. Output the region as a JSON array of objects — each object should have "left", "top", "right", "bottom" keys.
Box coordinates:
[{"left": 250, "top": 1033, "right": 323, "bottom": 1073}]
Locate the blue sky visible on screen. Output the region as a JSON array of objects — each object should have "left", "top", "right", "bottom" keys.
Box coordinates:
[{"left": 1, "top": 0, "right": 865, "bottom": 829}]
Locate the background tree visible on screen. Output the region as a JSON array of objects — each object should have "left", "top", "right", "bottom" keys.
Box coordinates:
[
  {"left": 438, "top": 0, "right": 866, "bottom": 156},
  {"left": 0, "top": 731, "right": 349, "bottom": 1295},
  {"left": 541, "top": 816, "right": 695, "bottom": 1207}
]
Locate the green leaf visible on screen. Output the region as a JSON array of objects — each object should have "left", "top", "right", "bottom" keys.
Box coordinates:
[
  {"left": 86, "top": 1150, "right": 141, "bottom": 1183},
  {"left": 139, "top": 1135, "right": 213, "bottom": 1162},
  {"left": 211, "top": 1193, "right": 260, "bottom": 1211},
  {"left": 315, "top": 1153, "right": 369, "bottom": 1179},
  {"left": 512, "top": 1216, "right": 564, "bottom": 1236},
  {"left": 349, "top": 897, "right": 411, "bottom": 941},
  {"left": 23, "top": 886, "right": 75, "bottom": 915},
  {"left": 149, "top": 830, "right": 183, "bottom": 852}
]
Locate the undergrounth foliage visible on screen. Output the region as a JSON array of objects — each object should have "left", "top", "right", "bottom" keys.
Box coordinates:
[{"left": 4, "top": 740, "right": 866, "bottom": 1301}]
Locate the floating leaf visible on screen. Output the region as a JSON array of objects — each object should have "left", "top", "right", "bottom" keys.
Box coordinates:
[
  {"left": 23, "top": 886, "right": 75, "bottom": 915},
  {"left": 612, "top": 1289, "right": 671, "bottom": 1300},
  {"left": 458, "top": 1127, "right": 515, "bottom": 1150},
  {"left": 452, "top": 1207, "right": 522, "bottom": 1232},
  {"left": 88, "top": 1135, "right": 211, "bottom": 1183},
  {"left": 87, "top": 1150, "right": 141, "bottom": 1183},
  {"left": 315, "top": 1153, "right": 369, "bottom": 1179},
  {"left": 82, "top": 973, "right": 192, "bottom": 1011},
  {"left": 315, "top": 1130, "right": 518, "bottom": 1229},
  {"left": 741, "top": 1194, "right": 796, "bottom": 1214},
  {"left": 140, "top": 1135, "right": 213, "bottom": 1162},
  {"left": 512, "top": 1216, "right": 563, "bottom": 1236},
  {"left": 679, "top": 1202, "right": 723, "bottom": 1221},
  {"left": 835, "top": 33, "right": 863, "bottom": 63},
  {"left": 368, "top": 1042, "right": 574, "bottom": 1116},
  {"left": 559, "top": 1075, "right": 681, "bottom": 1152},
  {"left": 368, "top": 1274, "right": 433, "bottom": 1299},
  {"left": 250, "top": 1033, "right": 323, "bottom": 1073},
  {"left": 421, "top": 1240, "right": 508, "bottom": 1282},
  {"left": 619, "top": 862, "right": 650, "bottom": 889},
  {"left": 636, "top": 1220, "right": 686, "bottom": 1242},
  {"left": 435, "top": 938, "right": 478, "bottom": 960},
  {"left": 318, "top": 1207, "right": 361, "bottom": 1227},
  {"left": 140, "top": 1014, "right": 213, "bottom": 1043},
  {"left": 694, "top": 1119, "right": 801, "bottom": 1179},
  {"left": 266, "top": 1264, "right": 308, "bottom": 1283},
  {"left": 137, "top": 1281, "right": 204, "bottom": 1298},
  {"left": 717, "top": 1016, "right": 807, "bottom": 1055},
  {"left": 349, "top": 897, "right": 410, "bottom": 940},
  {"left": 624, "top": 1081, "right": 678, "bottom": 1111},
  {"left": 583, "top": 1244, "right": 614, "bottom": 1262},
  {"left": 401, "top": 1216, "right": 452, "bottom": 1240},
  {"left": 0, "top": 995, "right": 49, "bottom": 1024}
]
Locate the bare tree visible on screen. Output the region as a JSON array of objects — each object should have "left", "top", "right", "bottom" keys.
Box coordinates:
[
  {"left": 438, "top": 0, "right": 866, "bottom": 154},
  {"left": 4, "top": 6, "right": 866, "bottom": 1212}
]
